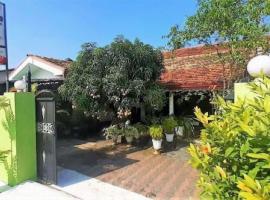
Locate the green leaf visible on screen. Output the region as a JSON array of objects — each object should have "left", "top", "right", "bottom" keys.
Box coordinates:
[
  {"left": 225, "top": 147, "right": 234, "bottom": 157},
  {"left": 263, "top": 95, "right": 270, "bottom": 113},
  {"left": 247, "top": 153, "right": 270, "bottom": 162}
]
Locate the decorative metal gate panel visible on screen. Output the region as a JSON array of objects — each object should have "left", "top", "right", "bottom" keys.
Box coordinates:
[{"left": 36, "top": 90, "right": 57, "bottom": 184}]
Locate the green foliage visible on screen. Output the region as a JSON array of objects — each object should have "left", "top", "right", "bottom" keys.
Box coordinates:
[
  {"left": 59, "top": 36, "right": 165, "bottom": 121},
  {"left": 177, "top": 116, "right": 196, "bottom": 138},
  {"left": 167, "top": 0, "right": 270, "bottom": 89},
  {"left": 133, "top": 123, "right": 149, "bottom": 137},
  {"left": 104, "top": 125, "right": 123, "bottom": 143},
  {"left": 188, "top": 76, "right": 270, "bottom": 199},
  {"left": 124, "top": 126, "right": 139, "bottom": 138},
  {"left": 162, "top": 116, "right": 177, "bottom": 134},
  {"left": 176, "top": 90, "right": 209, "bottom": 105},
  {"left": 149, "top": 125, "right": 163, "bottom": 140},
  {"left": 144, "top": 84, "right": 166, "bottom": 111}
]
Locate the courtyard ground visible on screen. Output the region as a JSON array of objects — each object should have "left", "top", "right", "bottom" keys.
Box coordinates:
[{"left": 57, "top": 138, "right": 199, "bottom": 200}]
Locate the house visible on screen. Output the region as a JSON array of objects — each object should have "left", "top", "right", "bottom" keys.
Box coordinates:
[
  {"left": 9, "top": 46, "right": 234, "bottom": 114},
  {"left": 160, "top": 45, "right": 233, "bottom": 115}
]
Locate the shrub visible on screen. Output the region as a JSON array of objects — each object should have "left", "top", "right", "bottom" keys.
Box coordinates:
[
  {"left": 149, "top": 125, "right": 163, "bottom": 140},
  {"left": 188, "top": 76, "right": 270, "bottom": 200},
  {"left": 133, "top": 123, "right": 149, "bottom": 137},
  {"left": 162, "top": 116, "right": 178, "bottom": 134},
  {"left": 177, "top": 116, "right": 196, "bottom": 138},
  {"left": 124, "top": 126, "right": 139, "bottom": 138},
  {"left": 104, "top": 125, "right": 123, "bottom": 144}
]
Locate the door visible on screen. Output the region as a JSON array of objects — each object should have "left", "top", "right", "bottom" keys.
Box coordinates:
[{"left": 36, "top": 90, "right": 57, "bottom": 184}]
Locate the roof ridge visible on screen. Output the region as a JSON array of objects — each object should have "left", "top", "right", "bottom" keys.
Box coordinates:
[
  {"left": 26, "top": 54, "right": 72, "bottom": 69},
  {"left": 27, "top": 54, "right": 72, "bottom": 62}
]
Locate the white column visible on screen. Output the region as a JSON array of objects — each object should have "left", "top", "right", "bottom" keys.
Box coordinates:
[{"left": 169, "top": 92, "right": 174, "bottom": 116}]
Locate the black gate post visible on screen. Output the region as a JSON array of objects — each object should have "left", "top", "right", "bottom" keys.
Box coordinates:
[{"left": 36, "top": 90, "right": 57, "bottom": 184}]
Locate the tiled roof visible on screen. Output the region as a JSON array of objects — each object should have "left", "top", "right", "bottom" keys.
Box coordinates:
[
  {"left": 160, "top": 45, "right": 230, "bottom": 91},
  {"left": 27, "top": 54, "right": 72, "bottom": 69}
]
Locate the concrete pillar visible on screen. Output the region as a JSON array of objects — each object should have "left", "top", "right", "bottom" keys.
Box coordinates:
[{"left": 169, "top": 92, "right": 174, "bottom": 116}]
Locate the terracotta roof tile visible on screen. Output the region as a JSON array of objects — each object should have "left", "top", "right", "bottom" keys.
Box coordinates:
[{"left": 161, "top": 45, "right": 230, "bottom": 91}]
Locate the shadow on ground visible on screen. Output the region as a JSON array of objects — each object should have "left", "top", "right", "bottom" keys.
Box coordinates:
[{"left": 57, "top": 137, "right": 147, "bottom": 178}]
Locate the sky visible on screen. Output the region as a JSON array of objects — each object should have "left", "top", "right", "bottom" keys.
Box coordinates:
[{"left": 2, "top": 0, "right": 197, "bottom": 68}]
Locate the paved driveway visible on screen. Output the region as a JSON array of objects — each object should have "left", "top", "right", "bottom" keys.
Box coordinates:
[
  {"left": 57, "top": 138, "right": 199, "bottom": 200},
  {"left": 0, "top": 181, "right": 78, "bottom": 200}
]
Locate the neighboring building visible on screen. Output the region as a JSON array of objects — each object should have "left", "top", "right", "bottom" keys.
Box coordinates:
[
  {"left": 9, "top": 54, "right": 72, "bottom": 81},
  {"left": 9, "top": 54, "right": 72, "bottom": 91}
]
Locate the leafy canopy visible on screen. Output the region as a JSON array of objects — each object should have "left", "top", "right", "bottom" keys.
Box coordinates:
[
  {"left": 167, "top": 0, "right": 270, "bottom": 88},
  {"left": 59, "top": 36, "right": 165, "bottom": 121}
]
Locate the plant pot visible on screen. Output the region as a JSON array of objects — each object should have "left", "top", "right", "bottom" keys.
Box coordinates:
[
  {"left": 165, "top": 133, "right": 174, "bottom": 142},
  {"left": 175, "top": 126, "right": 184, "bottom": 136},
  {"left": 125, "top": 136, "right": 134, "bottom": 144},
  {"left": 152, "top": 139, "right": 162, "bottom": 150}
]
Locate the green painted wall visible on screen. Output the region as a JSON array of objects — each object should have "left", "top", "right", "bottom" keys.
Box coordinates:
[
  {"left": 0, "top": 92, "right": 36, "bottom": 186},
  {"left": 234, "top": 83, "right": 257, "bottom": 101}
]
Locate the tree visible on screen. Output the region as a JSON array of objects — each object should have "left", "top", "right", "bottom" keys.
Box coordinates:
[
  {"left": 167, "top": 0, "right": 270, "bottom": 91},
  {"left": 59, "top": 37, "right": 165, "bottom": 123}
]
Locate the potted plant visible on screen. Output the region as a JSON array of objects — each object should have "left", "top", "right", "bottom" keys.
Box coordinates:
[
  {"left": 175, "top": 117, "right": 184, "bottom": 136},
  {"left": 124, "top": 126, "right": 139, "bottom": 144},
  {"left": 176, "top": 116, "right": 196, "bottom": 138},
  {"left": 149, "top": 125, "right": 163, "bottom": 153},
  {"left": 133, "top": 123, "right": 149, "bottom": 146},
  {"left": 162, "top": 116, "right": 177, "bottom": 142},
  {"left": 104, "top": 125, "right": 123, "bottom": 145}
]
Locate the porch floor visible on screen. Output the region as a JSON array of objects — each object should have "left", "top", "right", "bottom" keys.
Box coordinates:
[{"left": 57, "top": 138, "right": 199, "bottom": 200}]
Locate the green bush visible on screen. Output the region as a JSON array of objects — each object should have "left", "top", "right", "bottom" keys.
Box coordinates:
[
  {"left": 149, "top": 125, "right": 163, "bottom": 140},
  {"left": 104, "top": 125, "right": 123, "bottom": 144},
  {"left": 177, "top": 116, "right": 196, "bottom": 138},
  {"left": 162, "top": 116, "right": 177, "bottom": 134},
  {"left": 133, "top": 123, "right": 149, "bottom": 137},
  {"left": 124, "top": 126, "right": 139, "bottom": 138},
  {"left": 188, "top": 76, "right": 270, "bottom": 200}
]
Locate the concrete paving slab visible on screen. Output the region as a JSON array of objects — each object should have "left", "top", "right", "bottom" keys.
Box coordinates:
[
  {"left": 0, "top": 181, "right": 78, "bottom": 200},
  {"left": 0, "top": 181, "right": 10, "bottom": 193},
  {"left": 53, "top": 168, "right": 152, "bottom": 200}
]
